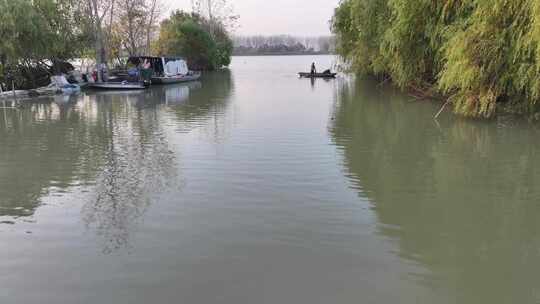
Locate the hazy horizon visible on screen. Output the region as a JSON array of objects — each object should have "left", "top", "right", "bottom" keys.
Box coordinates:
[{"left": 163, "top": 0, "right": 340, "bottom": 36}]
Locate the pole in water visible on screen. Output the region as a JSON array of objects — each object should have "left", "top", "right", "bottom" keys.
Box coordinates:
[
  {"left": 0, "top": 83, "right": 5, "bottom": 108},
  {"left": 1, "top": 84, "right": 6, "bottom": 126},
  {"left": 11, "top": 80, "right": 18, "bottom": 105},
  {"left": 434, "top": 100, "right": 451, "bottom": 120}
]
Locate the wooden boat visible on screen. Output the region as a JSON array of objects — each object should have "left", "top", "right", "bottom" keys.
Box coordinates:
[
  {"left": 151, "top": 72, "right": 201, "bottom": 84},
  {"left": 299, "top": 72, "right": 337, "bottom": 78},
  {"left": 88, "top": 81, "right": 147, "bottom": 90}
]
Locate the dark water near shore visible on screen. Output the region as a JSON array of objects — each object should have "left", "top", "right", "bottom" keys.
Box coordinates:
[{"left": 1, "top": 55, "right": 540, "bottom": 304}]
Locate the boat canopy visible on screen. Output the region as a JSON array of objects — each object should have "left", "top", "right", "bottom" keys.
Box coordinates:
[
  {"left": 128, "top": 56, "right": 188, "bottom": 76},
  {"left": 128, "top": 56, "right": 164, "bottom": 74},
  {"left": 164, "top": 59, "right": 188, "bottom": 76}
]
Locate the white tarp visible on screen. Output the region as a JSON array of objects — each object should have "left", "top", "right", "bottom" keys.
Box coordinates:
[
  {"left": 165, "top": 60, "right": 189, "bottom": 76},
  {"left": 51, "top": 75, "right": 71, "bottom": 87}
]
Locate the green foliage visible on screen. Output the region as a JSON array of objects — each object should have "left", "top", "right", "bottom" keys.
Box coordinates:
[
  {"left": 439, "top": 0, "right": 540, "bottom": 117},
  {"left": 155, "top": 11, "right": 233, "bottom": 70},
  {"left": 332, "top": 0, "right": 388, "bottom": 75},
  {"left": 332, "top": 0, "right": 540, "bottom": 118},
  {"left": 0, "top": 0, "right": 88, "bottom": 88}
]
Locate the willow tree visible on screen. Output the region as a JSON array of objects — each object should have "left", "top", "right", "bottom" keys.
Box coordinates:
[
  {"left": 0, "top": 0, "right": 88, "bottom": 89},
  {"left": 438, "top": 0, "right": 540, "bottom": 117},
  {"left": 332, "top": 0, "right": 540, "bottom": 118}
]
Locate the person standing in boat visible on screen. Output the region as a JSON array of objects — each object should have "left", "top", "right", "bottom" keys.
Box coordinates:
[
  {"left": 311, "top": 62, "right": 316, "bottom": 75},
  {"left": 141, "top": 59, "right": 152, "bottom": 82}
]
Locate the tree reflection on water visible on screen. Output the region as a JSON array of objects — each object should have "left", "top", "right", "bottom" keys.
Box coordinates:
[
  {"left": 329, "top": 76, "right": 540, "bottom": 304},
  {"left": 0, "top": 71, "right": 233, "bottom": 253},
  {"left": 81, "top": 94, "right": 180, "bottom": 254}
]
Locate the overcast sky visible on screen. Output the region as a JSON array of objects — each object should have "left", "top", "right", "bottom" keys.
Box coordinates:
[{"left": 163, "top": 0, "right": 340, "bottom": 36}]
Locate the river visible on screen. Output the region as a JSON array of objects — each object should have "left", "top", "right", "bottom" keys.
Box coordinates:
[{"left": 1, "top": 55, "right": 540, "bottom": 304}]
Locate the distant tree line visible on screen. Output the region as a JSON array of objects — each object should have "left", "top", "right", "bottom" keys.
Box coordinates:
[
  {"left": 332, "top": 0, "right": 540, "bottom": 118},
  {"left": 233, "top": 35, "right": 335, "bottom": 56},
  {"left": 0, "top": 0, "right": 235, "bottom": 89}
]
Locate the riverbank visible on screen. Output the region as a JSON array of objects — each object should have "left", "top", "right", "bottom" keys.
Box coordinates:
[
  {"left": 370, "top": 74, "right": 540, "bottom": 122},
  {"left": 232, "top": 51, "right": 333, "bottom": 56}
]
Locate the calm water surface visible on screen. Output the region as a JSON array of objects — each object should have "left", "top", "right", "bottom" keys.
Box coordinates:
[{"left": 1, "top": 55, "right": 540, "bottom": 304}]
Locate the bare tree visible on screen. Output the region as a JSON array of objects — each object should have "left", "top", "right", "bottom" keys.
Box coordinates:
[
  {"left": 192, "top": 0, "right": 239, "bottom": 33},
  {"left": 85, "top": 0, "right": 113, "bottom": 82},
  {"left": 114, "top": 0, "right": 164, "bottom": 56},
  {"left": 145, "top": 0, "right": 162, "bottom": 54}
]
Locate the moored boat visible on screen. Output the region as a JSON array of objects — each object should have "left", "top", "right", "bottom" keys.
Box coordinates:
[
  {"left": 0, "top": 75, "right": 81, "bottom": 100},
  {"left": 299, "top": 72, "right": 337, "bottom": 78},
  {"left": 151, "top": 72, "right": 201, "bottom": 84},
  {"left": 88, "top": 81, "right": 147, "bottom": 90},
  {"left": 128, "top": 56, "right": 201, "bottom": 85}
]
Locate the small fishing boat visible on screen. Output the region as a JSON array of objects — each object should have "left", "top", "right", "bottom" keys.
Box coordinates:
[
  {"left": 299, "top": 72, "right": 337, "bottom": 78},
  {"left": 88, "top": 81, "right": 147, "bottom": 90},
  {"left": 151, "top": 72, "right": 201, "bottom": 84}
]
